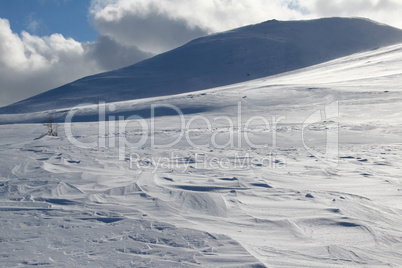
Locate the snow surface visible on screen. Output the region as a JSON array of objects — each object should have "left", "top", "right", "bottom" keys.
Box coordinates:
[
  {"left": 1, "top": 18, "right": 402, "bottom": 267},
  {"left": 1, "top": 17, "right": 402, "bottom": 114},
  {"left": 1, "top": 40, "right": 402, "bottom": 267}
]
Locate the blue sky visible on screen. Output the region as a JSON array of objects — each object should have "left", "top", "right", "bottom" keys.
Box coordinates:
[
  {"left": 0, "top": 0, "right": 95, "bottom": 41},
  {"left": 1, "top": 0, "right": 402, "bottom": 108}
]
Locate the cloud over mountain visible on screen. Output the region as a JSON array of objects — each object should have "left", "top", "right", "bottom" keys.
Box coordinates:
[
  {"left": 90, "top": 0, "right": 305, "bottom": 54},
  {"left": 90, "top": 0, "right": 402, "bottom": 54},
  {"left": 0, "top": 18, "right": 150, "bottom": 107}
]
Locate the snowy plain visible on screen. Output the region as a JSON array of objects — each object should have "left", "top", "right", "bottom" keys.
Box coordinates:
[{"left": 0, "top": 40, "right": 402, "bottom": 267}]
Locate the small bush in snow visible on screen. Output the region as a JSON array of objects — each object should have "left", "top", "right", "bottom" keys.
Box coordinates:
[{"left": 43, "top": 114, "right": 58, "bottom": 137}]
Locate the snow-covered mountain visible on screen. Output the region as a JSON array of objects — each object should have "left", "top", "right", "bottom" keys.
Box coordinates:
[
  {"left": 1, "top": 17, "right": 402, "bottom": 267},
  {"left": 1, "top": 17, "right": 402, "bottom": 115}
]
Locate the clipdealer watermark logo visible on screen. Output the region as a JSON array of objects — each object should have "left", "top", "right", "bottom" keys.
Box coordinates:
[
  {"left": 302, "top": 101, "right": 339, "bottom": 167},
  {"left": 64, "top": 101, "right": 339, "bottom": 170}
]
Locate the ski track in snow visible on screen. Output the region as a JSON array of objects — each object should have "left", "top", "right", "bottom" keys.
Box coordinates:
[{"left": 1, "top": 44, "right": 402, "bottom": 267}]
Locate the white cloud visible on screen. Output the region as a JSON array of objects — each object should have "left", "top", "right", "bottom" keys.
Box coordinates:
[
  {"left": 0, "top": 18, "right": 150, "bottom": 107},
  {"left": 0, "top": 18, "right": 97, "bottom": 106},
  {"left": 27, "top": 19, "right": 40, "bottom": 33},
  {"left": 305, "top": 0, "right": 402, "bottom": 29},
  {"left": 0, "top": 19, "right": 27, "bottom": 69}
]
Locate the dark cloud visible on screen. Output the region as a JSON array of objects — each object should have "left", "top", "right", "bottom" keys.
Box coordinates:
[
  {"left": 84, "top": 35, "right": 152, "bottom": 70},
  {"left": 93, "top": 11, "right": 208, "bottom": 54}
]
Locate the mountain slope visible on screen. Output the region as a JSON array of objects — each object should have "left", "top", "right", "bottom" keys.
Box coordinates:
[
  {"left": 1, "top": 42, "right": 402, "bottom": 266},
  {"left": 2, "top": 17, "right": 402, "bottom": 114}
]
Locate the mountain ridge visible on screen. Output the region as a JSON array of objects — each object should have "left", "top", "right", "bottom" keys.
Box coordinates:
[{"left": 2, "top": 17, "right": 402, "bottom": 114}]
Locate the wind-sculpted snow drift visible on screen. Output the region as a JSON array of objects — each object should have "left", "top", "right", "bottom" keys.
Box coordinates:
[{"left": 1, "top": 17, "right": 402, "bottom": 114}]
